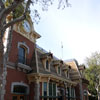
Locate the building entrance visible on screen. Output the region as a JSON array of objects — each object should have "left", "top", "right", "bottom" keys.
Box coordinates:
[{"left": 12, "top": 95, "right": 25, "bottom": 100}]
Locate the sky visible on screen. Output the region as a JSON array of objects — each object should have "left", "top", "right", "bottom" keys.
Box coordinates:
[{"left": 33, "top": 0, "right": 100, "bottom": 64}]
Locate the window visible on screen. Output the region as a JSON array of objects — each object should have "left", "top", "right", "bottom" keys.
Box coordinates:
[
  {"left": 53, "top": 84, "right": 56, "bottom": 96},
  {"left": 13, "top": 85, "right": 27, "bottom": 94},
  {"left": 49, "top": 83, "right": 52, "bottom": 96},
  {"left": 71, "top": 88, "right": 75, "bottom": 98},
  {"left": 43, "top": 82, "right": 47, "bottom": 96},
  {"left": 67, "top": 71, "right": 69, "bottom": 78},
  {"left": 67, "top": 87, "right": 70, "bottom": 100},
  {"left": 49, "top": 83, "right": 56, "bottom": 96},
  {"left": 42, "top": 82, "right": 57, "bottom": 100},
  {"left": 11, "top": 82, "right": 29, "bottom": 95},
  {"left": 18, "top": 46, "right": 26, "bottom": 64},
  {"left": 46, "top": 60, "right": 49, "bottom": 70},
  {"left": 58, "top": 66, "right": 61, "bottom": 75}
]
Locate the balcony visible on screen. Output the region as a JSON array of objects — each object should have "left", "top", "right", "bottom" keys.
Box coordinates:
[{"left": 17, "top": 55, "right": 32, "bottom": 71}]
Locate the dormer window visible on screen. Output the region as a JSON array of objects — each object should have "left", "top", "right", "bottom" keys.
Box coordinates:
[
  {"left": 58, "top": 66, "right": 61, "bottom": 75},
  {"left": 41, "top": 53, "right": 53, "bottom": 71},
  {"left": 53, "top": 60, "right": 63, "bottom": 75},
  {"left": 62, "top": 64, "right": 70, "bottom": 78},
  {"left": 46, "top": 60, "right": 49, "bottom": 70}
]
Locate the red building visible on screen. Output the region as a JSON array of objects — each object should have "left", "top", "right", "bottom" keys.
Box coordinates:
[{"left": 2, "top": 17, "right": 88, "bottom": 100}]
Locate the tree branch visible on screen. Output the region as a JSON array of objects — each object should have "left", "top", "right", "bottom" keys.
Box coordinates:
[
  {"left": 3, "top": 15, "right": 25, "bottom": 29},
  {"left": 25, "top": 0, "right": 32, "bottom": 12},
  {"left": 0, "top": 0, "right": 24, "bottom": 21}
]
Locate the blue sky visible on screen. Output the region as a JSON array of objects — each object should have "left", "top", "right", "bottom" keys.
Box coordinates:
[{"left": 33, "top": 0, "right": 100, "bottom": 64}]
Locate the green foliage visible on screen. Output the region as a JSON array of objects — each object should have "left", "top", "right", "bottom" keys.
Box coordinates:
[
  {"left": 4, "top": 0, "right": 30, "bottom": 19},
  {"left": 5, "top": 0, "right": 13, "bottom": 7},
  {"left": 13, "top": 4, "right": 24, "bottom": 19},
  {"left": 85, "top": 52, "right": 100, "bottom": 97}
]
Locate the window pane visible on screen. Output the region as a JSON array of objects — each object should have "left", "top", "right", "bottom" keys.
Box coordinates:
[
  {"left": 49, "top": 83, "right": 52, "bottom": 96},
  {"left": 18, "top": 47, "right": 26, "bottom": 64},
  {"left": 58, "top": 67, "right": 60, "bottom": 74},
  {"left": 53, "top": 84, "right": 56, "bottom": 96},
  {"left": 44, "top": 98, "right": 47, "bottom": 100},
  {"left": 44, "top": 82, "right": 47, "bottom": 96},
  {"left": 20, "top": 96, "right": 24, "bottom": 100},
  {"left": 12, "top": 96, "right": 17, "bottom": 100},
  {"left": 67, "top": 87, "right": 70, "bottom": 98},
  {"left": 71, "top": 88, "right": 74, "bottom": 97},
  {"left": 13, "top": 85, "right": 27, "bottom": 94},
  {"left": 46, "top": 60, "right": 49, "bottom": 69}
]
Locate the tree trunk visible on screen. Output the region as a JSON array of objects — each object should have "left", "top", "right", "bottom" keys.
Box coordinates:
[
  {"left": 0, "top": 30, "right": 4, "bottom": 100},
  {"left": 0, "top": 26, "right": 13, "bottom": 100}
]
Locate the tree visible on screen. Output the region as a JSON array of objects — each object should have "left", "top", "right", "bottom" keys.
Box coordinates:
[
  {"left": 85, "top": 51, "right": 100, "bottom": 100},
  {"left": 0, "top": 0, "right": 70, "bottom": 99}
]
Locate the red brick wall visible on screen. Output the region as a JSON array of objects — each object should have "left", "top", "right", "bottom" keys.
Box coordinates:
[
  {"left": 75, "top": 83, "right": 88, "bottom": 100},
  {"left": 5, "top": 68, "right": 30, "bottom": 100},
  {"left": 82, "top": 83, "right": 88, "bottom": 100},
  {"left": 5, "top": 31, "right": 36, "bottom": 100},
  {"left": 8, "top": 31, "right": 35, "bottom": 64},
  {"left": 40, "top": 82, "right": 42, "bottom": 100},
  {"left": 75, "top": 84, "right": 80, "bottom": 100}
]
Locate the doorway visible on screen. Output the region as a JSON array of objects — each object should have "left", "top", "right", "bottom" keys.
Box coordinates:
[{"left": 12, "top": 95, "right": 25, "bottom": 100}]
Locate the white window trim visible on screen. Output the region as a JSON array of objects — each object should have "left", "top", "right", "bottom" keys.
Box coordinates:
[{"left": 18, "top": 42, "right": 29, "bottom": 54}]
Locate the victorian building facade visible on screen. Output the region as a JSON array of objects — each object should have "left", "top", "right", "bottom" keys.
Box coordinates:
[{"left": 3, "top": 17, "right": 88, "bottom": 100}]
